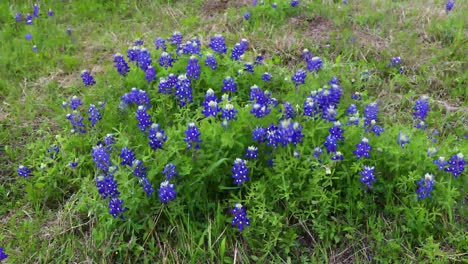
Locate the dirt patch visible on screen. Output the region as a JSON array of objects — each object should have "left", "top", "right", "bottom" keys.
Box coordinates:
[
  {"left": 352, "top": 25, "right": 388, "bottom": 53},
  {"left": 201, "top": 0, "right": 251, "bottom": 16},
  {"left": 290, "top": 16, "right": 335, "bottom": 43}
]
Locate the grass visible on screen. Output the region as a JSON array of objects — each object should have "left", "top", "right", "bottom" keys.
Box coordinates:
[{"left": 0, "top": 0, "right": 467, "bottom": 263}]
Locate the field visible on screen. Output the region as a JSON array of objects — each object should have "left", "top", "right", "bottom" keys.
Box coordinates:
[{"left": 0, "top": 0, "right": 467, "bottom": 263}]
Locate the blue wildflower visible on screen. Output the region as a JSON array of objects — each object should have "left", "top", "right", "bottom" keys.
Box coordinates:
[
  {"left": 0, "top": 247, "right": 7, "bottom": 261},
  {"left": 329, "top": 121, "right": 344, "bottom": 141},
  {"left": 175, "top": 75, "right": 193, "bottom": 106},
  {"left": 113, "top": 53, "right": 130, "bottom": 76},
  {"left": 413, "top": 96, "right": 429, "bottom": 126},
  {"left": 33, "top": 4, "right": 39, "bottom": 17},
  {"left": 15, "top": 12, "right": 22, "bottom": 22},
  {"left": 137, "top": 48, "right": 152, "bottom": 71},
  {"left": 69, "top": 96, "right": 82, "bottom": 110},
  {"left": 252, "top": 127, "right": 267, "bottom": 143},
  {"left": 120, "top": 147, "right": 136, "bottom": 166},
  {"left": 364, "top": 102, "right": 380, "bottom": 127},
  {"left": 282, "top": 102, "right": 297, "bottom": 119},
  {"left": 95, "top": 174, "right": 120, "bottom": 199},
  {"left": 360, "top": 166, "right": 376, "bottom": 189},
  {"left": 17, "top": 165, "right": 31, "bottom": 178},
  {"left": 139, "top": 177, "right": 154, "bottom": 196},
  {"left": 69, "top": 162, "right": 78, "bottom": 168},
  {"left": 262, "top": 72, "right": 272, "bottom": 81},
  {"left": 66, "top": 28, "right": 72, "bottom": 36},
  {"left": 26, "top": 13, "right": 33, "bottom": 25},
  {"left": 121, "top": 88, "right": 151, "bottom": 107},
  {"left": 170, "top": 31, "right": 183, "bottom": 46},
  {"left": 205, "top": 53, "right": 217, "bottom": 70},
  {"left": 183, "top": 38, "right": 201, "bottom": 55},
  {"left": 132, "top": 160, "right": 147, "bottom": 178},
  {"left": 145, "top": 65, "right": 157, "bottom": 83},
  {"left": 66, "top": 112, "right": 86, "bottom": 134},
  {"left": 244, "top": 62, "right": 254, "bottom": 73},
  {"left": 255, "top": 55, "right": 264, "bottom": 65},
  {"left": 313, "top": 147, "right": 323, "bottom": 160},
  {"left": 127, "top": 46, "right": 140, "bottom": 62},
  {"left": 445, "top": 153, "right": 465, "bottom": 178},
  {"left": 397, "top": 132, "right": 410, "bottom": 148},
  {"left": 134, "top": 38, "right": 144, "bottom": 46},
  {"left": 159, "top": 52, "right": 174, "bottom": 68},
  {"left": 209, "top": 34, "right": 227, "bottom": 54},
  {"left": 154, "top": 37, "right": 166, "bottom": 51},
  {"left": 92, "top": 144, "right": 111, "bottom": 172},
  {"left": 272, "top": 3, "right": 278, "bottom": 8},
  {"left": 184, "top": 122, "right": 202, "bottom": 150},
  {"left": 434, "top": 156, "right": 448, "bottom": 171},
  {"left": 416, "top": 173, "right": 435, "bottom": 200},
  {"left": 245, "top": 146, "right": 259, "bottom": 160},
  {"left": 25, "top": 33, "right": 32, "bottom": 41},
  {"left": 148, "top": 123, "right": 167, "bottom": 150},
  {"left": 302, "top": 49, "right": 312, "bottom": 61},
  {"left": 292, "top": 69, "right": 307, "bottom": 87},
  {"left": 48, "top": 9, "right": 54, "bottom": 16},
  {"left": 230, "top": 203, "right": 250, "bottom": 231},
  {"left": 446, "top": 0, "right": 455, "bottom": 11},
  {"left": 232, "top": 158, "right": 250, "bottom": 184},
  {"left": 88, "top": 104, "right": 102, "bottom": 127},
  {"left": 158, "top": 181, "right": 176, "bottom": 203},
  {"left": 244, "top": 12, "right": 251, "bottom": 20},
  {"left": 332, "top": 151, "right": 344, "bottom": 161},
  {"left": 323, "top": 134, "right": 338, "bottom": 153},
  {"left": 187, "top": 55, "right": 201, "bottom": 80},
  {"left": 352, "top": 92, "right": 362, "bottom": 100},
  {"left": 81, "top": 70, "right": 96, "bottom": 86},
  {"left": 108, "top": 198, "right": 126, "bottom": 219},
  {"left": 231, "top": 43, "right": 244, "bottom": 61},
  {"left": 135, "top": 105, "right": 153, "bottom": 132},
  {"left": 307, "top": 57, "right": 322, "bottom": 72},
  {"left": 354, "top": 138, "right": 372, "bottom": 159},
  {"left": 222, "top": 77, "right": 237, "bottom": 93},
  {"left": 290, "top": 0, "right": 299, "bottom": 7},
  {"left": 163, "top": 163, "right": 178, "bottom": 180}
]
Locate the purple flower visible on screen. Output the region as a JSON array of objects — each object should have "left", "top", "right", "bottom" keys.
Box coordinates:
[
  {"left": 332, "top": 151, "right": 344, "bottom": 161},
  {"left": 163, "top": 163, "right": 178, "bottom": 180},
  {"left": 313, "top": 147, "right": 323, "bottom": 159},
  {"left": 329, "top": 121, "right": 344, "bottom": 141},
  {"left": 272, "top": 3, "right": 278, "bottom": 8},
  {"left": 154, "top": 37, "right": 166, "bottom": 51},
  {"left": 182, "top": 38, "right": 201, "bottom": 55},
  {"left": 139, "top": 177, "right": 154, "bottom": 196},
  {"left": 158, "top": 181, "right": 176, "bottom": 203},
  {"left": 26, "top": 13, "right": 33, "bottom": 25},
  {"left": 32, "top": 45, "right": 38, "bottom": 52},
  {"left": 137, "top": 48, "right": 152, "bottom": 71},
  {"left": 17, "top": 165, "right": 32, "bottom": 178},
  {"left": 416, "top": 173, "right": 435, "bottom": 200},
  {"left": 88, "top": 104, "right": 102, "bottom": 127},
  {"left": 132, "top": 160, "right": 148, "bottom": 178},
  {"left": 445, "top": 153, "right": 465, "bottom": 178},
  {"left": 255, "top": 55, "right": 264, "bottom": 65},
  {"left": 390, "top": 56, "right": 402, "bottom": 67},
  {"left": 0, "top": 247, "right": 8, "bottom": 261},
  {"left": 66, "top": 28, "right": 72, "bottom": 36},
  {"left": 120, "top": 147, "right": 136, "bottom": 166},
  {"left": 145, "top": 65, "right": 157, "bottom": 83},
  {"left": 127, "top": 46, "right": 140, "bottom": 62},
  {"left": 292, "top": 69, "right": 307, "bottom": 87},
  {"left": 159, "top": 52, "right": 174, "bottom": 68},
  {"left": 48, "top": 9, "right": 54, "bottom": 16},
  {"left": 360, "top": 166, "right": 376, "bottom": 189},
  {"left": 222, "top": 77, "right": 237, "bottom": 93},
  {"left": 113, "top": 53, "right": 130, "bottom": 76},
  {"left": 413, "top": 96, "right": 429, "bottom": 122},
  {"left": 352, "top": 92, "right": 362, "bottom": 100},
  {"left": 170, "top": 31, "right": 183, "bottom": 46},
  {"left": 252, "top": 127, "right": 266, "bottom": 143},
  {"left": 81, "top": 70, "right": 96, "bottom": 86},
  {"left": 205, "top": 53, "right": 217, "bottom": 70},
  {"left": 364, "top": 102, "right": 379, "bottom": 127},
  {"left": 148, "top": 123, "right": 167, "bottom": 150},
  {"left": 184, "top": 122, "right": 202, "bottom": 150},
  {"left": 446, "top": 0, "right": 455, "bottom": 11},
  {"left": 134, "top": 38, "right": 144, "bottom": 46},
  {"left": 15, "top": 12, "right": 22, "bottom": 22},
  {"left": 230, "top": 43, "right": 245, "bottom": 61},
  {"left": 66, "top": 112, "right": 86, "bottom": 134},
  {"left": 244, "top": 62, "right": 254, "bottom": 73},
  {"left": 323, "top": 134, "right": 338, "bottom": 153},
  {"left": 433, "top": 156, "right": 448, "bottom": 171},
  {"left": 397, "top": 132, "right": 410, "bottom": 148},
  {"left": 307, "top": 57, "right": 322, "bottom": 72},
  {"left": 175, "top": 75, "right": 193, "bottom": 106},
  {"left": 186, "top": 56, "right": 201, "bottom": 80},
  {"left": 245, "top": 146, "right": 259, "bottom": 160},
  {"left": 135, "top": 105, "right": 153, "bottom": 132},
  {"left": 209, "top": 34, "right": 227, "bottom": 54},
  {"left": 158, "top": 74, "right": 177, "bottom": 94},
  {"left": 262, "top": 72, "right": 272, "bottom": 81},
  {"left": 290, "top": 0, "right": 299, "bottom": 7},
  {"left": 108, "top": 198, "right": 126, "bottom": 219},
  {"left": 230, "top": 203, "right": 250, "bottom": 231},
  {"left": 96, "top": 174, "right": 120, "bottom": 199},
  {"left": 92, "top": 144, "right": 111, "bottom": 172},
  {"left": 302, "top": 49, "right": 312, "bottom": 61},
  {"left": 69, "top": 96, "right": 82, "bottom": 110},
  {"left": 25, "top": 33, "right": 32, "bottom": 41},
  {"left": 347, "top": 104, "right": 358, "bottom": 115},
  {"left": 69, "top": 162, "right": 78, "bottom": 168},
  {"left": 121, "top": 88, "right": 151, "bottom": 107},
  {"left": 232, "top": 158, "right": 250, "bottom": 184},
  {"left": 354, "top": 138, "right": 372, "bottom": 159},
  {"left": 282, "top": 102, "right": 297, "bottom": 119},
  {"left": 33, "top": 4, "right": 39, "bottom": 17},
  {"left": 244, "top": 12, "right": 251, "bottom": 20}
]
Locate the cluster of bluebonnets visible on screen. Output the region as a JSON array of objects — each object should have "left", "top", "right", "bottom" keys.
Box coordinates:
[{"left": 9, "top": 5, "right": 464, "bottom": 262}]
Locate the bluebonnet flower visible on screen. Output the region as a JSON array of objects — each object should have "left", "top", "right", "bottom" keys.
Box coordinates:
[
  {"left": 343, "top": 0, "right": 348, "bottom": 4},
  {"left": 127, "top": 46, "right": 140, "bottom": 62},
  {"left": 329, "top": 121, "right": 344, "bottom": 141},
  {"left": 323, "top": 105, "right": 337, "bottom": 122},
  {"left": 137, "top": 48, "right": 152, "bottom": 71},
  {"left": 262, "top": 72, "right": 272, "bottom": 82},
  {"left": 69, "top": 162, "right": 78, "bottom": 168},
  {"left": 17, "top": 165, "right": 31, "bottom": 178},
  {"left": 48, "top": 9, "right": 54, "bottom": 16},
  {"left": 154, "top": 37, "right": 166, "bottom": 51},
  {"left": 232, "top": 158, "right": 250, "bottom": 184},
  {"left": 66, "top": 28, "right": 72, "bottom": 36},
  {"left": 302, "top": 49, "right": 312, "bottom": 61},
  {"left": 26, "top": 13, "right": 33, "bottom": 25},
  {"left": 120, "top": 147, "right": 136, "bottom": 166},
  {"left": 413, "top": 96, "right": 429, "bottom": 123},
  {"left": 290, "top": 0, "right": 299, "bottom": 7},
  {"left": 202, "top": 99, "right": 220, "bottom": 118},
  {"left": 230, "top": 203, "right": 250, "bottom": 231},
  {"left": 163, "top": 163, "right": 178, "bottom": 180},
  {"left": 148, "top": 123, "right": 167, "bottom": 150},
  {"left": 390, "top": 56, "right": 402, "bottom": 67},
  {"left": 354, "top": 138, "right": 372, "bottom": 159},
  {"left": 209, "top": 34, "right": 227, "bottom": 54},
  {"left": 138, "top": 177, "right": 154, "bottom": 196},
  {"left": 134, "top": 38, "right": 144, "bottom": 46},
  {"left": 416, "top": 173, "right": 435, "bottom": 200},
  {"left": 253, "top": 0, "right": 258, "bottom": 5},
  {"left": 186, "top": 56, "right": 201, "bottom": 80},
  {"left": 25, "top": 33, "right": 32, "bottom": 41},
  {"left": 92, "top": 144, "right": 111, "bottom": 172},
  {"left": 33, "top": 4, "right": 39, "bottom": 17},
  {"left": 250, "top": 103, "right": 271, "bottom": 118},
  {"left": 433, "top": 156, "right": 448, "bottom": 170},
  {"left": 15, "top": 12, "right": 22, "bottom": 22},
  {"left": 113, "top": 53, "right": 130, "bottom": 76},
  {"left": 145, "top": 65, "right": 157, "bottom": 83},
  {"left": 255, "top": 55, "right": 264, "bottom": 65},
  {"left": 32, "top": 45, "right": 38, "bottom": 52},
  {"left": 360, "top": 166, "right": 376, "bottom": 189},
  {"left": 313, "top": 147, "right": 323, "bottom": 159},
  {"left": 222, "top": 77, "right": 237, "bottom": 93},
  {"left": 132, "top": 160, "right": 147, "bottom": 178},
  {"left": 158, "top": 74, "right": 177, "bottom": 94},
  {"left": 264, "top": 124, "right": 281, "bottom": 148},
  {"left": 175, "top": 75, "right": 193, "bottom": 106},
  {"left": 95, "top": 174, "right": 120, "bottom": 199},
  {"left": 445, "top": 153, "right": 465, "bottom": 178},
  {"left": 103, "top": 133, "right": 114, "bottom": 146},
  {"left": 244, "top": 62, "right": 254, "bottom": 73},
  {"left": 158, "top": 181, "right": 176, "bottom": 203},
  {"left": 88, "top": 104, "right": 102, "bottom": 127},
  {"left": 170, "top": 31, "right": 183, "bottom": 46},
  {"left": 240, "top": 38, "right": 249, "bottom": 51},
  {"left": 369, "top": 121, "right": 384, "bottom": 136},
  {"left": 182, "top": 38, "right": 201, "bottom": 55},
  {"left": 244, "top": 12, "right": 251, "bottom": 20},
  {"left": 352, "top": 92, "right": 362, "bottom": 100},
  {"left": 332, "top": 151, "right": 344, "bottom": 161},
  {"left": 205, "top": 53, "right": 217, "bottom": 70},
  {"left": 245, "top": 146, "right": 258, "bottom": 160},
  {"left": 231, "top": 43, "right": 244, "bottom": 61},
  {"left": 347, "top": 116, "right": 360, "bottom": 126},
  {"left": 282, "top": 102, "right": 297, "bottom": 119},
  {"left": 81, "top": 70, "right": 96, "bottom": 86},
  {"left": 249, "top": 85, "right": 276, "bottom": 118},
  {"left": 294, "top": 150, "right": 300, "bottom": 158},
  {"left": 427, "top": 147, "right": 437, "bottom": 157},
  {"left": 121, "top": 88, "right": 151, "bottom": 107},
  {"left": 184, "top": 122, "right": 202, "bottom": 150},
  {"left": 280, "top": 120, "right": 304, "bottom": 146},
  {"left": 292, "top": 69, "right": 307, "bottom": 87},
  {"left": 307, "top": 57, "right": 323, "bottom": 72},
  {"left": 66, "top": 112, "right": 86, "bottom": 134},
  {"left": 303, "top": 97, "right": 319, "bottom": 118},
  {"left": 415, "top": 120, "right": 427, "bottom": 130},
  {"left": 0, "top": 247, "right": 7, "bottom": 261},
  {"left": 47, "top": 145, "right": 60, "bottom": 159},
  {"left": 108, "top": 198, "right": 126, "bottom": 219},
  {"left": 346, "top": 104, "right": 358, "bottom": 115},
  {"left": 272, "top": 3, "right": 278, "bottom": 8},
  {"left": 135, "top": 105, "right": 153, "bottom": 132},
  {"left": 252, "top": 127, "right": 266, "bottom": 143},
  {"left": 323, "top": 135, "right": 338, "bottom": 153},
  {"left": 397, "top": 132, "right": 410, "bottom": 148},
  {"left": 364, "top": 102, "right": 380, "bottom": 127},
  {"left": 446, "top": 0, "right": 455, "bottom": 11},
  {"left": 159, "top": 52, "right": 174, "bottom": 68},
  {"left": 69, "top": 96, "right": 82, "bottom": 110},
  {"left": 329, "top": 76, "right": 340, "bottom": 85}
]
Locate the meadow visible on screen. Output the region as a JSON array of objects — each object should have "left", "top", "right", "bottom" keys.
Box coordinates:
[{"left": 0, "top": 0, "right": 466, "bottom": 263}]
